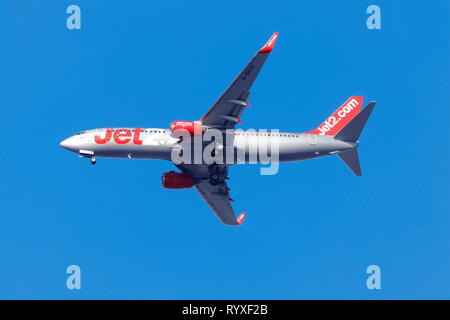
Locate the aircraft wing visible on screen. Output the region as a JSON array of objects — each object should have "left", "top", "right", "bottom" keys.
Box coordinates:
[
  {"left": 176, "top": 164, "right": 245, "bottom": 225},
  {"left": 195, "top": 180, "right": 245, "bottom": 225},
  {"left": 200, "top": 32, "right": 279, "bottom": 129}
]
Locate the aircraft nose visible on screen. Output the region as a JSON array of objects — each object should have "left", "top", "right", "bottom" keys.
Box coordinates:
[{"left": 60, "top": 137, "right": 77, "bottom": 152}]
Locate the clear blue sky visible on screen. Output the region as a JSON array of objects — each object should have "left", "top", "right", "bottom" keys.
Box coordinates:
[{"left": 0, "top": 0, "right": 448, "bottom": 299}]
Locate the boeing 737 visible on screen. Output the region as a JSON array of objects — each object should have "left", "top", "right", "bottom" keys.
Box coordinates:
[{"left": 60, "top": 32, "right": 376, "bottom": 225}]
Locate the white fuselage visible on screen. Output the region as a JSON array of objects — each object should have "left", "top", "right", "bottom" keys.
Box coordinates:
[{"left": 60, "top": 127, "right": 357, "bottom": 164}]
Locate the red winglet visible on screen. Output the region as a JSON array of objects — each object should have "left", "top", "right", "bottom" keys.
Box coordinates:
[
  {"left": 259, "top": 32, "right": 279, "bottom": 53},
  {"left": 237, "top": 213, "right": 246, "bottom": 225}
]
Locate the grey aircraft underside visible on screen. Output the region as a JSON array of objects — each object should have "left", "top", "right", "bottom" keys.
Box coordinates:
[{"left": 60, "top": 32, "right": 376, "bottom": 226}]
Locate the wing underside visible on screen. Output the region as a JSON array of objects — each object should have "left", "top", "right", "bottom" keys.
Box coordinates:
[
  {"left": 200, "top": 32, "right": 279, "bottom": 129},
  {"left": 195, "top": 180, "right": 242, "bottom": 225},
  {"left": 177, "top": 163, "right": 244, "bottom": 225}
]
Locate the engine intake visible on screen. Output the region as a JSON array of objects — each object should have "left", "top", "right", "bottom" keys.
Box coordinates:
[{"left": 162, "top": 171, "right": 194, "bottom": 189}]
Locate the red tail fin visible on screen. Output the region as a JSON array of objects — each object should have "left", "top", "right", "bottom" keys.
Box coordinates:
[{"left": 307, "top": 96, "right": 364, "bottom": 136}]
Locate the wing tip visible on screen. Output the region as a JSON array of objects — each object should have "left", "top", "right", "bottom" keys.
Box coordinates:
[
  {"left": 237, "top": 212, "right": 246, "bottom": 225},
  {"left": 259, "top": 32, "right": 279, "bottom": 54}
]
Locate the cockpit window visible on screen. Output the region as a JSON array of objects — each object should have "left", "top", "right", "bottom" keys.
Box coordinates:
[{"left": 75, "top": 131, "right": 86, "bottom": 135}]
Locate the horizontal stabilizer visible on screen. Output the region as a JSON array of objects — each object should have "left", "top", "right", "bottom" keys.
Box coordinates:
[
  {"left": 335, "top": 102, "right": 376, "bottom": 142},
  {"left": 337, "top": 149, "right": 362, "bottom": 176}
]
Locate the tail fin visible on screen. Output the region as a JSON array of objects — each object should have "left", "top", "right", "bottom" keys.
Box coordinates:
[
  {"left": 306, "top": 96, "right": 364, "bottom": 136},
  {"left": 337, "top": 149, "right": 362, "bottom": 176},
  {"left": 335, "top": 101, "right": 376, "bottom": 176},
  {"left": 334, "top": 102, "right": 376, "bottom": 142}
]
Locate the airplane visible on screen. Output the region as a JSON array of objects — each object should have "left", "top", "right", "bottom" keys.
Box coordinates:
[{"left": 60, "top": 32, "right": 376, "bottom": 226}]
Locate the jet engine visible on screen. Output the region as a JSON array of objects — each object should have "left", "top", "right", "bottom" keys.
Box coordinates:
[
  {"left": 162, "top": 171, "right": 194, "bottom": 189},
  {"left": 170, "top": 121, "right": 203, "bottom": 136}
]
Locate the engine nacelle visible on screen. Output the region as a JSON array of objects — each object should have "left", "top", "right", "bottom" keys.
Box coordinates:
[
  {"left": 170, "top": 121, "right": 202, "bottom": 136},
  {"left": 162, "top": 171, "right": 194, "bottom": 189}
]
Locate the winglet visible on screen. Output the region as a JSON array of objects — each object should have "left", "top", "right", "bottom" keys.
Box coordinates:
[
  {"left": 237, "top": 213, "right": 246, "bottom": 225},
  {"left": 259, "top": 32, "right": 279, "bottom": 53}
]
